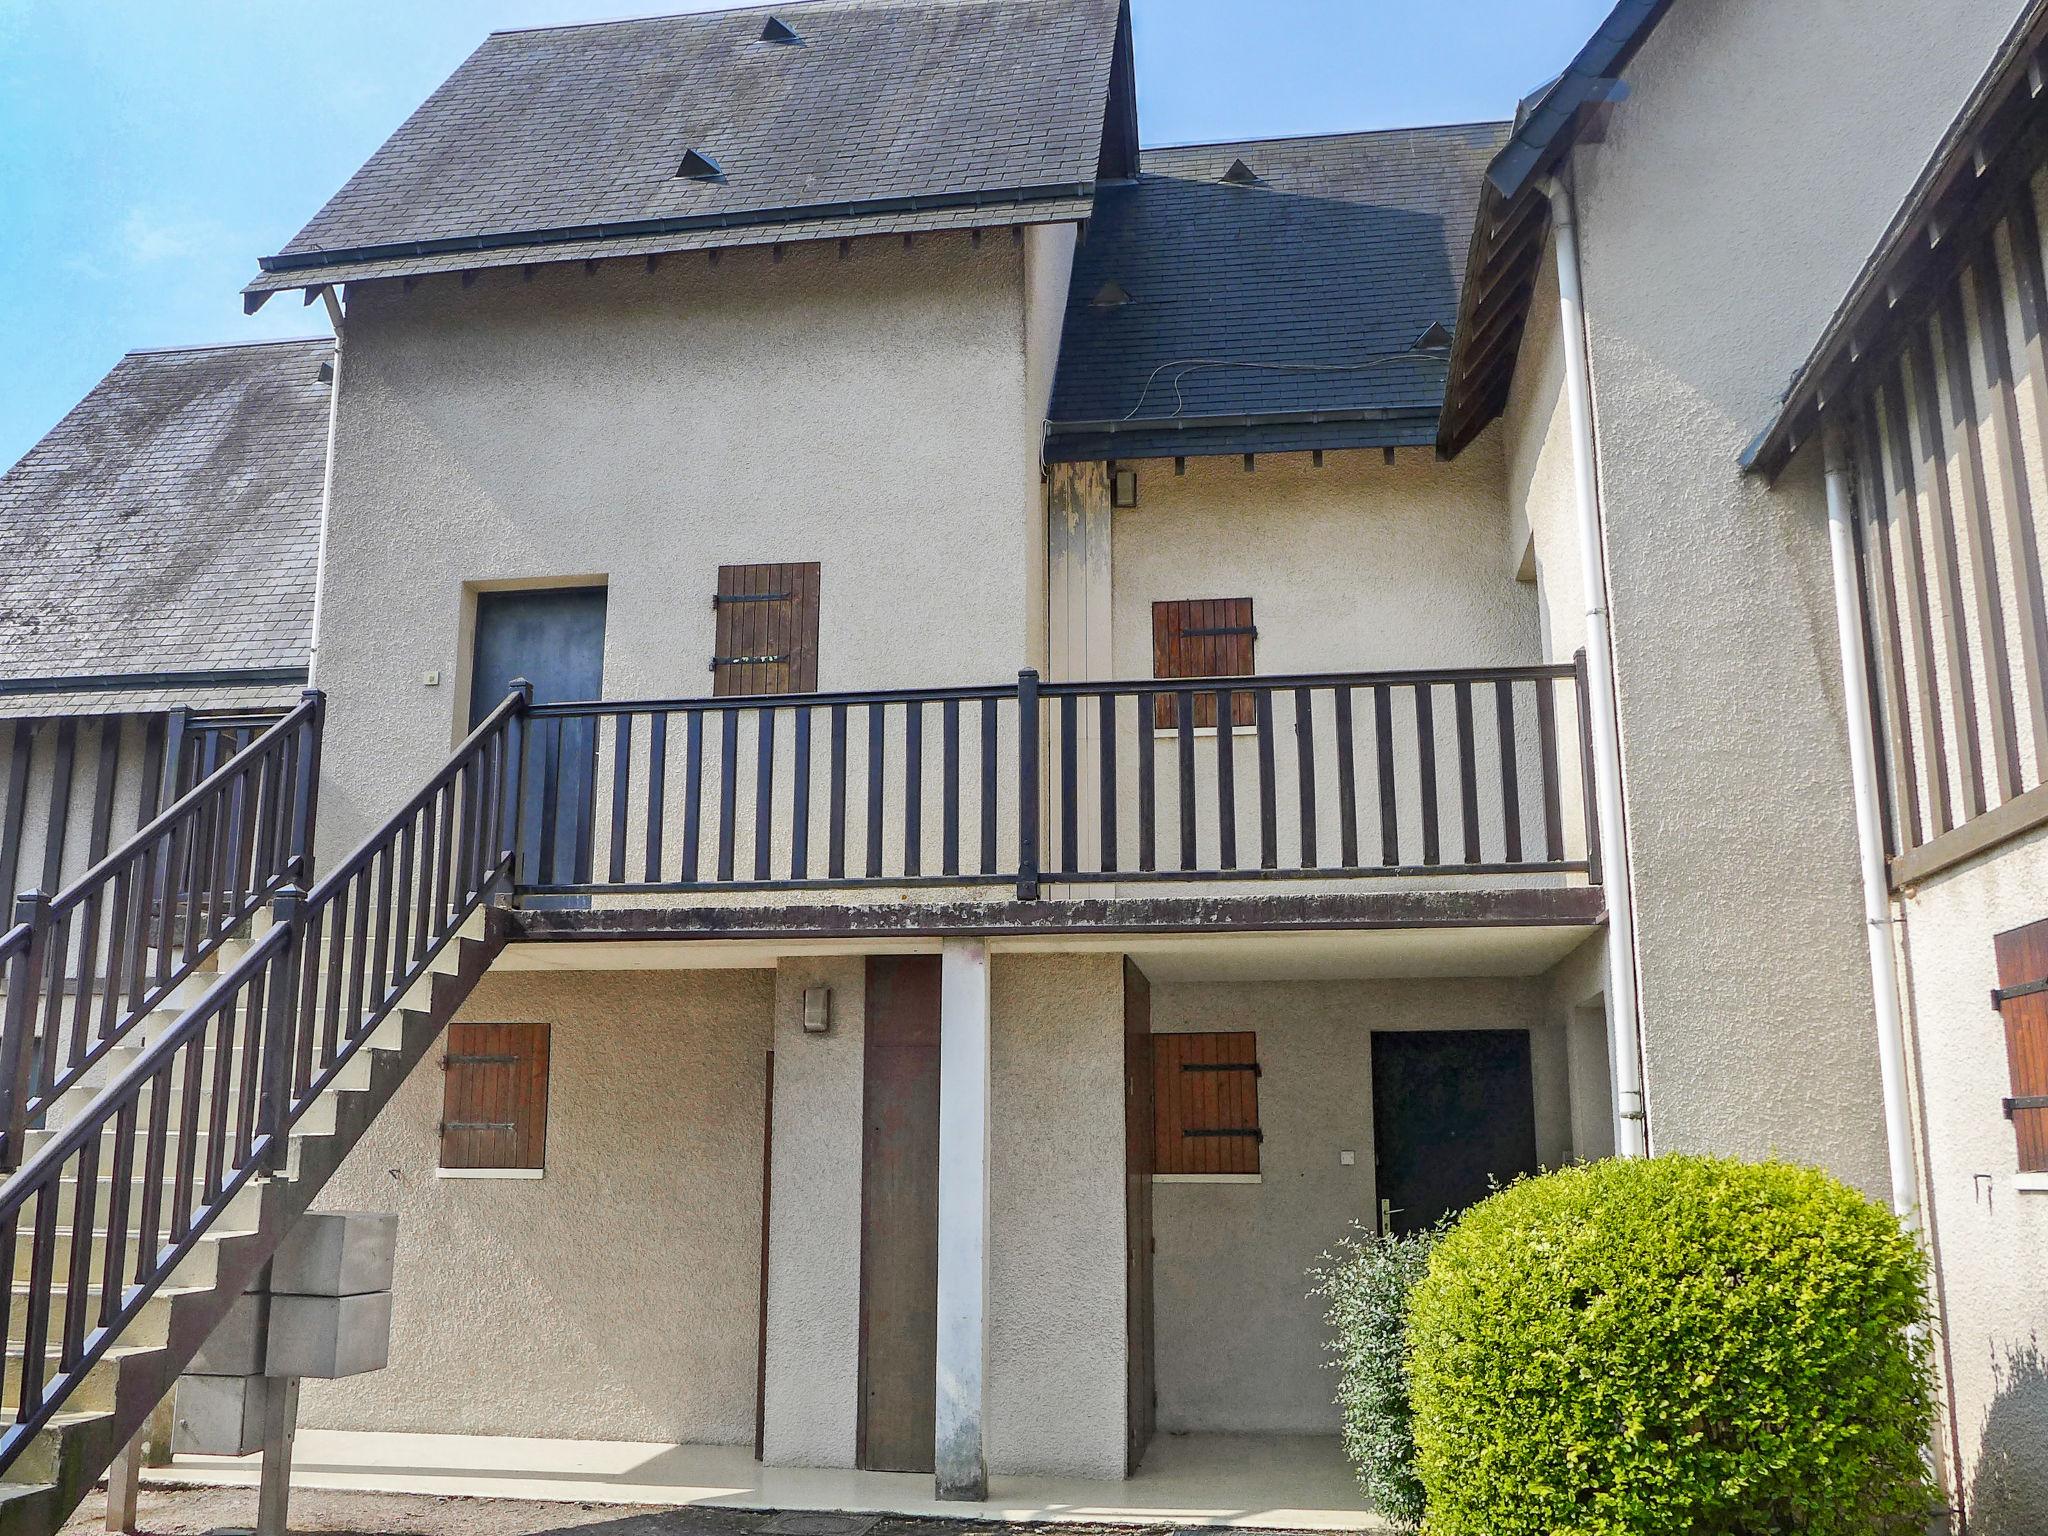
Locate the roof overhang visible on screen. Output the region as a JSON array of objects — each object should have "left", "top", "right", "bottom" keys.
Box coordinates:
[
  {"left": 244, "top": 190, "right": 1096, "bottom": 312},
  {"left": 1742, "top": 0, "right": 2048, "bottom": 481},
  {"left": 1043, "top": 407, "right": 1440, "bottom": 464},
  {"left": 1435, "top": 0, "right": 1678, "bottom": 457}
]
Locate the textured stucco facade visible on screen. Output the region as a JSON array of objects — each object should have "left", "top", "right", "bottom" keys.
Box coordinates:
[
  {"left": 1496, "top": 0, "right": 2028, "bottom": 1196},
  {"left": 1146, "top": 976, "right": 1580, "bottom": 1435},
  {"left": 312, "top": 231, "right": 1064, "bottom": 865},
  {"left": 1895, "top": 828, "right": 2048, "bottom": 1531},
  {"left": 301, "top": 967, "right": 774, "bottom": 1443}
]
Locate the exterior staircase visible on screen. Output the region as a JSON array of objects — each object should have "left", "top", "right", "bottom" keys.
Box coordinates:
[{"left": 0, "top": 688, "right": 530, "bottom": 1536}]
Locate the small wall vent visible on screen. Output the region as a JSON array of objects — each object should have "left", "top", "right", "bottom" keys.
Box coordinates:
[
  {"left": 1411, "top": 321, "right": 1453, "bottom": 351},
  {"left": 760, "top": 16, "right": 802, "bottom": 44},
  {"left": 1222, "top": 158, "right": 1261, "bottom": 187},
  {"left": 1091, "top": 279, "right": 1132, "bottom": 309},
  {"left": 677, "top": 148, "right": 726, "bottom": 182}
]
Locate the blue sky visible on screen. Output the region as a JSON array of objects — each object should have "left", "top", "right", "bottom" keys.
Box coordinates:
[{"left": 0, "top": 0, "right": 1611, "bottom": 470}]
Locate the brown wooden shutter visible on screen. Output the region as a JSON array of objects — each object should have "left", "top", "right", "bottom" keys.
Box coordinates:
[
  {"left": 440, "top": 1021, "right": 550, "bottom": 1171},
  {"left": 713, "top": 563, "right": 820, "bottom": 696},
  {"left": 1151, "top": 1030, "right": 1261, "bottom": 1175},
  {"left": 1151, "top": 598, "right": 1256, "bottom": 728},
  {"left": 1995, "top": 918, "right": 2048, "bottom": 1173}
]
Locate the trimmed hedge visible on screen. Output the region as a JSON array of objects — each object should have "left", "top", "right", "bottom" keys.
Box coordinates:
[
  {"left": 1406, "top": 1155, "right": 1936, "bottom": 1536},
  {"left": 1310, "top": 1223, "right": 1442, "bottom": 1530}
]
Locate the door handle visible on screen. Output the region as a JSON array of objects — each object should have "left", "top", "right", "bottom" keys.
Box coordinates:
[{"left": 1379, "top": 1198, "right": 1402, "bottom": 1234}]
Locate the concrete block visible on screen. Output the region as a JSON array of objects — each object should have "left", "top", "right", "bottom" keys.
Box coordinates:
[
  {"left": 265, "top": 1290, "right": 392, "bottom": 1379},
  {"left": 269, "top": 1211, "right": 396, "bottom": 1297},
  {"left": 188, "top": 1292, "right": 264, "bottom": 1376},
  {"left": 173, "top": 1374, "right": 265, "bottom": 1457}
]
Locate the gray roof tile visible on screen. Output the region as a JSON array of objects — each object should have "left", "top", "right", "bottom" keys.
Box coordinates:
[
  {"left": 1046, "top": 122, "right": 1508, "bottom": 458},
  {"left": 259, "top": 0, "right": 1125, "bottom": 280},
  {"left": 0, "top": 340, "right": 328, "bottom": 689}
]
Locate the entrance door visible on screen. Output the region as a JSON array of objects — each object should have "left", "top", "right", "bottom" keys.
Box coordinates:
[
  {"left": 856, "top": 956, "right": 941, "bottom": 1473},
  {"left": 470, "top": 587, "right": 606, "bottom": 888},
  {"left": 1370, "top": 1030, "right": 1540, "bottom": 1236}
]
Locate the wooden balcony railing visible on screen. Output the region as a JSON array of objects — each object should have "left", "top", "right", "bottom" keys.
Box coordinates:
[{"left": 518, "top": 660, "right": 1599, "bottom": 901}]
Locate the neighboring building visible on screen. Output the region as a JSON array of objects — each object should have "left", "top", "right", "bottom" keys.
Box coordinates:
[{"left": 0, "top": 0, "right": 2044, "bottom": 1531}]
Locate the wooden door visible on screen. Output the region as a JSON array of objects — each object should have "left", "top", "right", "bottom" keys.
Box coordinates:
[
  {"left": 1122, "top": 959, "right": 1156, "bottom": 1472},
  {"left": 857, "top": 956, "right": 941, "bottom": 1473},
  {"left": 471, "top": 586, "right": 607, "bottom": 888},
  {"left": 1370, "top": 1030, "right": 1540, "bottom": 1236}
]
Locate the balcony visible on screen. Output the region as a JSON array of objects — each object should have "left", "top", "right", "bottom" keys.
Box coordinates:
[{"left": 503, "top": 661, "right": 1604, "bottom": 940}]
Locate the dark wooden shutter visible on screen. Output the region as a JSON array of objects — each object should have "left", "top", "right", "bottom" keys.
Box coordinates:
[
  {"left": 714, "top": 563, "right": 820, "bottom": 696},
  {"left": 1151, "top": 1030, "right": 1261, "bottom": 1175},
  {"left": 1152, "top": 598, "right": 1256, "bottom": 728},
  {"left": 1995, "top": 918, "right": 2048, "bottom": 1173},
  {"left": 440, "top": 1021, "right": 550, "bottom": 1171}
]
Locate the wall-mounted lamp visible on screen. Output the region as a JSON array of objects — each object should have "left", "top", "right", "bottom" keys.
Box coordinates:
[
  {"left": 802, "top": 986, "right": 833, "bottom": 1034},
  {"left": 1112, "top": 468, "right": 1139, "bottom": 508}
]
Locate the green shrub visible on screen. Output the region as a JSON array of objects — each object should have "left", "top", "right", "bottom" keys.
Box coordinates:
[
  {"left": 1406, "top": 1155, "right": 1936, "bottom": 1536},
  {"left": 1310, "top": 1222, "right": 1443, "bottom": 1530}
]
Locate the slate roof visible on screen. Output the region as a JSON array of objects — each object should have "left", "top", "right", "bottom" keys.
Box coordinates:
[
  {"left": 0, "top": 340, "right": 329, "bottom": 716},
  {"left": 250, "top": 0, "right": 1132, "bottom": 300},
  {"left": 1045, "top": 123, "right": 1511, "bottom": 463}
]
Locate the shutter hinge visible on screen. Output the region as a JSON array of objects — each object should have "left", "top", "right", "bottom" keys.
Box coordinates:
[
  {"left": 1180, "top": 1061, "right": 1261, "bottom": 1077},
  {"left": 442, "top": 1053, "right": 518, "bottom": 1068},
  {"left": 1183, "top": 1127, "right": 1264, "bottom": 1142},
  {"left": 1992, "top": 976, "right": 2048, "bottom": 1008},
  {"left": 2004, "top": 1096, "right": 2048, "bottom": 1118},
  {"left": 1179, "top": 625, "right": 1258, "bottom": 639},
  {"left": 712, "top": 591, "right": 795, "bottom": 607},
  {"left": 442, "top": 1121, "right": 518, "bottom": 1133},
  {"left": 710, "top": 654, "right": 791, "bottom": 670}
]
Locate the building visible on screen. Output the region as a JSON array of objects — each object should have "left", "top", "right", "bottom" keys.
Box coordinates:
[{"left": 0, "top": 0, "right": 2042, "bottom": 1530}]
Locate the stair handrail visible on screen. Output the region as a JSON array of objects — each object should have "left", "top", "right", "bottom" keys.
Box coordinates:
[
  {"left": 0, "top": 692, "right": 325, "bottom": 1171},
  {"left": 0, "top": 684, "right": 529, "bottom": 1469}
]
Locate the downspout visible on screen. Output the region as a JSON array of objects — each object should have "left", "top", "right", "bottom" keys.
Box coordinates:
[
  {"left": 1543, "top": 175, "right": 1649, "bottom": 1158},
  {"left": 306, "top": 286, "right": 346, "bottom": 690},
  {"left": 1821, "top": 427, "right": 1920, "bottom": 1227}
]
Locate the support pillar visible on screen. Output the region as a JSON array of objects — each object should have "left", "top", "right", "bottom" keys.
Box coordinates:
[
  {"left": 255, "top": 1376, "right": 300, "bottom": 1536},
  {"left": 934, "top": 938, "right": 991, "bottom": 1501}
]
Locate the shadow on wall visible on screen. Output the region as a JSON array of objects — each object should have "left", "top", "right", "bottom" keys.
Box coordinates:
[{"left": 1969, "top": 1338, "right": 2048, "bottom": 1534}]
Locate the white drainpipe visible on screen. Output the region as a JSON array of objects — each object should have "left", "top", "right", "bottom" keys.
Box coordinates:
[
  {"left": 1821, "top": 429, "right": 1921, "bottom": 1227},
  {"left": 1543, "top": 176, "right": 1649, "bottom": 1158},
  {"left": 306, "top": 286, "right": 346, "bottom": 690}
]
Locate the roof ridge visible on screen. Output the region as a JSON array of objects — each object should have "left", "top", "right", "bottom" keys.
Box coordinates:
[
  {"left": 1142, "top": 119, "right": 1513, "bottom": 155},
  {"left": 124, "top": 337, "right": 331, "bottom": 358},
  {"left": 487, "top": 0, "right": 1026, "bottom": 38}
]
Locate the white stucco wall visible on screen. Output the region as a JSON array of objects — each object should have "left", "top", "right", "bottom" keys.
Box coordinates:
[
  {"left": 1897, "top": 830, "right": 2048, "bottom": 1533},
  {"left": 314, "top": 232, "right": 1050, "bottom": 865},
  {"left": 1145, "top": 976, "right": 1564, "bottom": 1435},
  {"left": 301, "top": 967, "right": 774, "bottom": 1443},
  {"left": 762, "top": 956, "right": 867, "bottom": 1468},
  {"left": 988, "top": 952, "right": 1128, "bottom": 1479},
  {"left": 1500, "top": 0, "right": 2029, "bottom": 1194}
]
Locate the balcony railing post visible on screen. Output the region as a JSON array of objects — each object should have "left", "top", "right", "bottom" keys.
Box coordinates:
[
  {"left": 1573, "top": 649, "right": 1603, "bottom": 885},
  {"left": 506, "top": 679, "right": 535, "bottom": 889},
  {"left": 1016, "top": 670, "right": 1041, "bottom": 902},
  {"left": 288, "top": 690, "right": 325, "bottom": 884},
  {"left": 0, "top": 891, "right": 50, "bottom": 1172},
  {"left": 258, "top": 885, "right": 305, "bottom": 1174}
]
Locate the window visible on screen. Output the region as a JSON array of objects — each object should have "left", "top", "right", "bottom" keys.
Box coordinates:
[
  {"left": 713, "top": 563, "right": 820, "bottom": 696},
  {"left": 1152, "top": 1030, "right": 1261, "bottom": 1175},
  {"left": 1995, "top": 919, "right": 2048, "bottom": 1174},
  {"left": 439, "top": 1022, "right": 550, "bottom": 1174},
  {"left": 1152, "top": 598, "right": 1256, "bottom": 728}
]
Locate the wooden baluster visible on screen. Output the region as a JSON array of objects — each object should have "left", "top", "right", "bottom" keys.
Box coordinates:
[
  {"left": 1454, "top": 680, "right": 1481, "bottom": 866},
  {"left": 718, "top": 709, "right": 740, "bottom": 884},
  {"left": 1416, "top": 685, "right": 1440, "bottom": 867},
  {"left": 1099, "top": 692, "right": 1118, "bottom": 875},
  {"left": 1535, "top": 673, "right": 1565, "bottom": 863},
  {"left": 1335, "top": 688, "right": 1359, "bottom": 870},
  {"left": 903, "top": 701, "right": 921, "bottom": 879},
  {"left": 1295, "top": 686, "right": 1318, "bottom": 870},
  {"left": 942, "top": 699, "right": 960, "bottom": 879},
  {"left": 865, "top": 704, "right": 885, "bottom": 881},
  {"left": 828, "top": 704, "right": 848, "bottom": 882},
  {"left": 1138, "top": 692, "right": 1156, "bottom": 874},
  {"left": 755, "top": 707, "right": 778, "bottom": 883},
  {"left": 1058, "top": 692, "right": 1077, "bottom": 877},
  {"left": 1176, "top": 689, "right": 1197, "bottom": 871},
  {"left": 1215, "top": 688, "right": 1237, "bottom": 869},
  {"left": 979, "top": 698, "right": 998, "bottom": 878},
  {"left": 682, "top": 712, "right": 704, "bottom": 885},
  {"left": 646, "top": 713, "right": 669, "bottom": 884},
  {"left": 1255, "top": 688, "right": 1278, "bottom": 871},
  {"left": 610, "top": 713, "right": 633, "bottom": 886},
  {"left": 1496, "top": 680, "right": 1523, "bottom": 865}
]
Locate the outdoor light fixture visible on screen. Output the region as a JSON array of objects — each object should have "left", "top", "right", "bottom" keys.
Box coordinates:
[
  {"left": 802, "top": 986, "right": 832, "bottom": 1034},
  {"left": 1112, "top": 468, "right": 1139, "bottom": 508}
]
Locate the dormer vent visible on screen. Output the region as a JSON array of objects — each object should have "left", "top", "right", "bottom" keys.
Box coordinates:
[
  {"left": 1222, "top": 158, "right": 1261, "bottom": 186},
  {"left": 760, "top": 16, "right": 802, "bottom": 44},
  {"left": 1412, "top": 321, "right": 1453, "bottom": 351},
  {"left": 1092, "top": 280, "right": 1132, "bottom": 309},
  {"left": 677, "top": 148, "right": 726, "bottom": 182}
]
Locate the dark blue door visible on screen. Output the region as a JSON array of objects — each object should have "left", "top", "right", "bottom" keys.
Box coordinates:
[{"left": 471, "top": 587, "right": 607, "bottom": 889}]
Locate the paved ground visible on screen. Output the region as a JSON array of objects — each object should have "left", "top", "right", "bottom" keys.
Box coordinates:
[{"left": 59, "top": 1486, "right": 1175, "bottom": 1536}]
